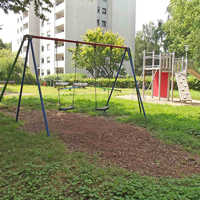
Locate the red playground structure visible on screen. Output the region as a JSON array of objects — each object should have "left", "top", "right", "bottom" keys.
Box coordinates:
[{"left": 142, "top": 51, "right": 192, "bottom": 102}]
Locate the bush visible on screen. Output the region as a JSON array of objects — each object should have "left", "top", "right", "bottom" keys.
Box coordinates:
[{"left": 0, "top": 49, "right": 36, "bottom": 84}]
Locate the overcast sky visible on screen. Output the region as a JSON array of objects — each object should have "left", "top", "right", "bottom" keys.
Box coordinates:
[
  {"left": 0, "top": 0, "right": 170, "bottom": 43},
  {"left": 136, "top": 0, "right": 170, "bottom": 31}
]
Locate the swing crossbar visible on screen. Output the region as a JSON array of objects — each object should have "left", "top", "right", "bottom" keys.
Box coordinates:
[{"left": 26, "top": 35, "right": 127, "bottom": 49}]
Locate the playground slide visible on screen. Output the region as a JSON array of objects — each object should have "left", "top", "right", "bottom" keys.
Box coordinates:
[{"left": 188, "top": 68, "right": 200, "bottom": 80}]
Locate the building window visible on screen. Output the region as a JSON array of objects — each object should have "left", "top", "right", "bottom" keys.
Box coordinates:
[
  {"left": 47, "top": 44, "right": 50, "bottom": 51},
  {"left": 41, "top": 58, "right": 44, "bottom": 63},
  {"left": 97, "top": 19, "right": 100, "bottom": 26},
  {"left": 56, "top": 67, "right": 64, "bottom": 74},
  {"left": 41, "top": 69, "right": 44, "bottom": 76},
  {"left": 102, "top": 8, "right": 107, "bottom": 15},
  {"left": 47, "top": 57, "right": 50, "bottom": 63},
  {"left": 97, "top": 6, "right": 100, "bottom": 13},
  {"left": 47, "top": 69, "right": 51, "bottom": 75},
  {"left": 102, "top": 20, "right": 107, "bottom": 27},
  {"left": 47, "top": 31, "right": 50, "bottom": 37},
  {"left": 41, "top": 46, "right": 44, "bottom": 52}
]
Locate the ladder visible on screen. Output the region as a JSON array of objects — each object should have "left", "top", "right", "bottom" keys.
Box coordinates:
[{"left": 175, "top": 72, "right": 192, "bottom": 102}]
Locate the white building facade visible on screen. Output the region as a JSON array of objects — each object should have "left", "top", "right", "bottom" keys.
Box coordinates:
[{"left": 13, "top": 0, "right": 136, "bottom": 76}]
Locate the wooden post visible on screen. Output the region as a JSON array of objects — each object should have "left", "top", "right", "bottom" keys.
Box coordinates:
[
  {"left": 151, "top": 51, "right": 155, "bottom": 98},
  {"left": 159, "top": 53, "right": 162, "bottom": 101},
  {"left": 171, "top": 52, "right": 175, "bottom": 102},
  {"left": 167, "top": 53, "right": 172, "bottom": 101}
]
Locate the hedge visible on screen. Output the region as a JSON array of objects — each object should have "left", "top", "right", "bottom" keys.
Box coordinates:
[{"left": 42, "top": 73, "right": 200, "bottom": 91}]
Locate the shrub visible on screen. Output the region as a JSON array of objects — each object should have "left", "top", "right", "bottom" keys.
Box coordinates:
[{"left": 0, "top": 49, "right": 36, "bottom": 84}]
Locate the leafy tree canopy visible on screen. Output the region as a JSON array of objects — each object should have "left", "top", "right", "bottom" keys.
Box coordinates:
[
  {"left": 0, "top": 38, "right": 11, "bottom": 50},
  {"left": 163, "top": 0, "right": 200, "bottom": 68},
  {"left": 0, "top": 0, "right": 53, "bottom": 20},
  {"left": 134, "top": 21, "right": 165, "bottom": 75},
  {"left": 69, "top": 27, "right": 127, "bottom": 78},
  {"left": 0, "top": 49, "right": 35, "bottom": 83}
]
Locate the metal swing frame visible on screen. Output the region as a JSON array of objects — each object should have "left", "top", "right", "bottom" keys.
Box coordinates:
[{"left": 0, "top": 34, "right": 146, "bottom": 137}]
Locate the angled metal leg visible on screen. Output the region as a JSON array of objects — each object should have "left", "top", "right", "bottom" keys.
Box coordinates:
[
  {"left": 106, "top": 49, "right": 127, "bottom": 106},
  {"left": 30, "top": 38, "right": 50, "bottom": 136},
  {"left": 127, "top": 48, "right": 146, "bottom": 119},
  {"left": 16, "top": 39, "right": 30, "bottom": 122}
]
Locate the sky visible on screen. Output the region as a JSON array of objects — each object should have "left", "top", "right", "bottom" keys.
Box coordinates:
[
  {"left": 0, "top": 0, "right": 170, "bottom": 43},
  {"left": 136, "top": 0, "right": 170, "bottom": 31}
]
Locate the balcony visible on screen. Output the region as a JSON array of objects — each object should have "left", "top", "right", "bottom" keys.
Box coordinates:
[
  {"left": 23, "top": 23, "right": 28, "bottom": 30},
  {"left": 23, "top": 11, "right": 28, "bottom": 18},
  {"left": 23, "top": 29, "right": 29, "bottom": 35},
  {"left": 55, "top": 10, "right": 64, "bottom": 19},
  {"left": 55, "top": 17, "right": 64, "bottom": 27},
  {"left": 56, "top": 46, "right": 64, "bottom": 54},
  {"left": 55, "top": 32, "right": 64, "bottom": 39},
  {"left": 55, "top": 2, "right": 64, "bottom": 13},
  {"left": 23, "top": 16, "right": 29, "bottom": 24},
  {"left": 55, "top": 60, "right": 64, "bottom": 68}
]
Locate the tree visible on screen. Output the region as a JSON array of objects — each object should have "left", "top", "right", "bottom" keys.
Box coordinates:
[
  {"left": 134, "top": 21, "right": 165, "bottom": 75},
  {"left": 163, "top": 0, "right": 200, "bottom": 68},
  {"left": 0, "top": 0, "right": 53, "bottom": 20},
  {"left": 0, "top": 49, "right": 35, "bottom": 83},
  {"left": 0, "top": 38, "right": 6, "bottom": 49},
  {"left": 69, "top": 28, "right": 127, "bottom": 78},
  {"left": 0, "top": 38, "right": 11, "bottom": 50}
]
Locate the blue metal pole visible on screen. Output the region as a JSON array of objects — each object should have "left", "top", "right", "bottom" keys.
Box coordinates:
[
  {"left": 16, "top": 39, "right": 30, "bottom": 122},
  {"left": 127, "top": 48, "right": 146, "bottom": 119},
  {"left": 0, "top": 38, "right": 25, "bottom": 102},
  {"left": 106, "top": 49, "right": 127, "bottom": 106},
  {"left": 30, "top": 38, "right": 50, "bottom": 136}
]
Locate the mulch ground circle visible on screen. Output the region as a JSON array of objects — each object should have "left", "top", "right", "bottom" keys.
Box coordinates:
[{"left": 3, "top": 108, "right": 200, "bottom": 178}]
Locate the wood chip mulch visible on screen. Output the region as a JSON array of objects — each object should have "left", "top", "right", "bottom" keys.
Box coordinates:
[{"left": 2, "top": 108, "right": 200, "bottom": 178}]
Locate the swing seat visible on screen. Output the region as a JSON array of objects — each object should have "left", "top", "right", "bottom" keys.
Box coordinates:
[
  {"left": 59, "top": 105, "right": 74, "bottom": 111},
  {"left": 95, "top": 105, "right": 109, "bottom": 112}
]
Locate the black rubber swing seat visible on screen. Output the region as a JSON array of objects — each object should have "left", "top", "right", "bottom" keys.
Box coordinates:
[
  {"left": 95, "top": 106, "right": 109, "bottom": 112},
  {"left": 59, "top": 105, "right": 75, "bottom": 111}
]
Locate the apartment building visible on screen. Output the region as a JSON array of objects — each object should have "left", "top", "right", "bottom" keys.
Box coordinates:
[
  {"left": 12, "top": 6, "right": 40, "bottom": 73},
  {"left": 13, "top": 0, "right": 136, "bottom": 76}
]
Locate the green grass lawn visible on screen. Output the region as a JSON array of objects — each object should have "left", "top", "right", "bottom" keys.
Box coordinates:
[{"left": 1, "top": 84, "right": 200, "bottom": 199}]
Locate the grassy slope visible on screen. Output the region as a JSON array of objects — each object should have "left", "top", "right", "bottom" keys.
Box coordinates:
[
  {"left": 1, "top": 113, "right": 200, "bottom": 200},
  {"left": 0, "top": 85, "right": 200, "bottom": 199}
]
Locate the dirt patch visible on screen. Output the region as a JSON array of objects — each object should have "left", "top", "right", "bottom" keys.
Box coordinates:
[{"left": 2, "top": 109, "right": 200, "bottom": 178}]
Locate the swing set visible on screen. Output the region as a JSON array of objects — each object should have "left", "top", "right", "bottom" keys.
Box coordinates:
[{"left": 0, "top": 34, "right": 146, "bottom": 137}]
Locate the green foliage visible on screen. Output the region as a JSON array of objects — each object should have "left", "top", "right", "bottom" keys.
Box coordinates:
[
  {"left": 1, "top": 106, "right": 200, "bottom": 199},
  {"left": 135, "top": 21, "right": 165, "bottom": 75},
  {"left": 43, "top": 73, "right": 149, "bottom": 88},
  {"left": 69, "top": 27, "right": 127, "bottom": 78},
  {"left": 43, "top": 73, "right": 200, "bottom": 90},
  {"left": 164, "top": 0, "right": 200, "bottom": 69},
  {"left": 0, "top": 38, "right": 6, "bottom": 50},
  {"left": 0, "top": 0, "right": 53, "bottom": 21},
  {"left": 0, "top": 49, "right": 36, "bottom": 84}
]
